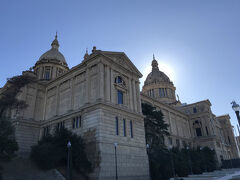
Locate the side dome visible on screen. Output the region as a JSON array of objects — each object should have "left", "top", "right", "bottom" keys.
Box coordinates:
[
  {"left": 36, "top": 33, "right": 68, "bottom": 67},
  {"left": 142, "top": 55, "right": 176, "bottom": 104},
  {"left": 33, "top": 33, "right": 69, "bottom": 81}
]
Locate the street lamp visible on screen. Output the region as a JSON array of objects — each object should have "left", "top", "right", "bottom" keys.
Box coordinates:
[
  {"left": 186, "top": 146, "right": 193, "bottom": 175},
  {"left": 146, "top": 144, "right": 152, "bottom": 180},
  {"left": 114, "top": 142, "right": 118, "bottom": 180},
  {"left": 67, "top": 141, "right": 72, "bottom": 180},
  {"left": 168, "top": 145, "right": 176, "bottom": 178},
  {"left": 231, "top": 101, "right": 240, "bottom": 126}
]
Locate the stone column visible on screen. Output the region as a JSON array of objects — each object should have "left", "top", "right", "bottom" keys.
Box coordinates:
[
  {"left": 168, "top": 112, "right": 173, "bottom": 134},
  {"left": 175, "top": 115, "right": 179, "bottom": 136},
  {"left": 128, "top": 78, "right": 133, "bottom": 110},
  {"left": 52, "top": 67, "right": 57, "bottom": 79},
  {"left": 39, "top": 66, "right": 43, "bottom": 79},
  {"left": 42, "top": 66, "right": 45, "bottom": 79},
  {"left": 105, "top": 65, "right": 111, "bottom": 102},
  {"left": 56, "top": 85, "right": 60, "bottom": 115},
  {"left": 98, "top": 63, "right": 104, "bottom": 100},
  {"left": 70, "top": 77, "right": 74, "bottom": 110},
  {"left": 110, "top": 68, "right": 114, "bottom": 103},
  {"left": 42, "top": 89, "right": 47, "bottom": 120},
  {"left": 132, "top": 79, "right": 137, "bottom": 112},
  {"left": 86, "top": 67, "right": 90, "bottom": 103}
]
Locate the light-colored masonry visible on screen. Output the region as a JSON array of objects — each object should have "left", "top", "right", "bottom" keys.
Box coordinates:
[{"left": 0, "top": 36, "right": 238, "bottom": 179}]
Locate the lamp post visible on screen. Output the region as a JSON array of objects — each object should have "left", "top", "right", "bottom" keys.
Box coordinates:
[
  {"left": 114, "top": 142, "right": 118, "bottom": 180},
  {"left": 146, "top": 144, "right": 152, "bottom": 180},
  {"left": 168, "top": 145, "right": 176, "bottom": 178},
  {"left": 186, "top": 146, "right": 193, "bottom": 175},
  {"left": 231, "top": 101, "right": 240, "bottom": 126},
  {"left": 67, "top": 141, "right": 71, "bottom": 180}
]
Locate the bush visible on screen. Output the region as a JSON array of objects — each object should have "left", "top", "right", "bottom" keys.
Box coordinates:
[
  {"left": 148, "top": 146, "right": 217, "bottom": 180},
  {"left": 31, "top": 128, "right": 92, "bottom": 177},
  {"left": 0, "top": 118, "right": 18, "bottom": 161}
]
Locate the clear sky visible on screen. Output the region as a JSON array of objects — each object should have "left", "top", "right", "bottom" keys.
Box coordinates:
[{"left": 1, "top": 0, "right": 240, "bottom": 133}]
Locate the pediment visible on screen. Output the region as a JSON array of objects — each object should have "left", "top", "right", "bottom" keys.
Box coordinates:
[{"left": 99, "top": 51, "right": 143, "bottom": 78}]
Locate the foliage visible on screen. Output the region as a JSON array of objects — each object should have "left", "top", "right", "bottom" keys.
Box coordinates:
[
  {"left": 0, "top": 118, "right": 18, "bottom": 161},
  {"left": 142, "top": 103, "right": 169, "bottom": 148},
  {"left": 0, "top": 74, "right": 34, "bottom": 168},
  {"left": 141, "top": 103, "right": 217, "bottom": 180},
  {"left": 148, "top": 146, "right": 217, "bottom": 180},
  {"left": 31, "top": 128, "right": 92, "bottom": 177},
  {"left": 0, "top": 74, "right": 35, "bottom": 117}
]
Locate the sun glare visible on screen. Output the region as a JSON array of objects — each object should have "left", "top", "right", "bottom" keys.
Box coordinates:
[{"left": 140, "top": 61, "right": 175, "bottom": 88}]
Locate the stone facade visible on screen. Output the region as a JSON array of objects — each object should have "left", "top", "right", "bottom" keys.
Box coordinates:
[
  {"left": 142, "top": 57, "right": 239, "bottom": 164},
  {"left": 0, "top": 35, "right": 239, "bottom": 179}
]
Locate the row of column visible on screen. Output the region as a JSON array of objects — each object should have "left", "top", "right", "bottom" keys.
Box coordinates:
[
  {"left": 42, "top": 62, "right": 142, "bottom": 120},
  {"left": 103, "top": 63, "right": 141, "bottom": 113}
]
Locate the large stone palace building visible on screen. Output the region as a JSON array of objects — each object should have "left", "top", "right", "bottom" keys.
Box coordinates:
[{"left": 0, "top": 35, "right": 239, "bottom": 179}]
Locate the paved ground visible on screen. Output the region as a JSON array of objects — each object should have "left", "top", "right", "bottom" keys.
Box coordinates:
[{"left": 216, "top": 171, "right": 240, "bottom": 180}]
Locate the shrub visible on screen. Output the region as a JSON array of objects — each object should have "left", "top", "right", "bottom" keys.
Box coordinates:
[{"left": 31, "top": 128, "right": 92, "bottom": 177}]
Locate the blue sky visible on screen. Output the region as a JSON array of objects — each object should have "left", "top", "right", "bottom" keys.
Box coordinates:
[{"left": 1, "top": 0, "right": 240, "bottom": 133}]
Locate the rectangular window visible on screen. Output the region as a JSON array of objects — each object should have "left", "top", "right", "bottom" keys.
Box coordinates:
[
  {"left": 43, "top": 126, "right": 49, "bottom": 136},
  {"left": 196, "top": 128, "right": 202, "bottom": 137},
  {"left": 151, "top": 89, "right": 154, "bottom": 97},
  {"left": 205, "top": 126, "right": 209, "bottom": 135},
  {"left": 130, "top": 120, "right": 133, "bottom": 138},
  {"left": 123, "top": 119, "right": 126, "bottom": 136},
  {"left": 76, "top": 117, "right": 79, "bottom": 128},
  {"left": 176, "top": 139, "right": 180, "bottom": 147},
  {"left": 163, "top": 88, "right": 165, "bottom": 97},
  {"left": 116, "top": 117, "right": 119, "bottom": 135},
  {"left": 57, "top": 121, "right": 64, "bottom": 131},
  {"left": 193, "top": 107, "right": 197, "bottom": 113},
  {"left": 72, "top": 116, "right": 81, "bottom": 129},
  {"left": 165, "top": 88, "right": 168, "bottom": 97},
  {"left": 72, "top": 118, "right": 75, "bottom": 129},
  {"left": 117, "top": 90, "right": 123, "bottom": 104},
  {"left": 79, "top": 116, "right": 82, "bottom": 127},
  {"left": 168, "top": 137, "right": 172, "bottom": 145}
]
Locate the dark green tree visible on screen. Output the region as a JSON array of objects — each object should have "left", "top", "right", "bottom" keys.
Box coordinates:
[
  {"left": 142, "top": 103, "right": 170, "bottom": 180},
  {"left": 31, "top": 127, "right": 92, "bottom": 178},
  {"left": 0, "top": 74, "right": 35, "bottom": 178},
  {"left": 0, "top": 75, "right": 35, "bottom": 117},
  {"left": 142, "top": 103, "right": 169, "bottom": 148},
  {"left": 0, "top": 118, "right": 18, "bottom": 161}
]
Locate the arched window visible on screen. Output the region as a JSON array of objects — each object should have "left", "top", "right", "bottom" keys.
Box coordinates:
[{"left": 115, "top": 76, "right": 126, "bottom": 86}]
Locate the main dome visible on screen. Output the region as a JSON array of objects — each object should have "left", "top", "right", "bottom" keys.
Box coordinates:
[
  {"left": 36, "top": 34, "right": 68, "bottom": 67},
  {"left": 144, "top": 58, "right": 172, "bottom": 86},
  {"left": 142, "top": 56, "right": 176, "bottom": 104}
]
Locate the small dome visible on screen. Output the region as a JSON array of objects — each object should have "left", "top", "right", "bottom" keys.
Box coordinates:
[
  {"left": 36, "top": 33, "right": 68, "bottom": 67},
  {"left": 39, "top": 48, "right": 66, "bottom": 64},
  {"left": 144, "top": 56, "right": 172, "bottom": 86}
]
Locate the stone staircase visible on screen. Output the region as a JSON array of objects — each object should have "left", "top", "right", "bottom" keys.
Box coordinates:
[
  {"left": 0, "top": 157, "right": 65, "bottom": 180},
  {"left": 170, "top": 168, "right": 240, "bottom": 180}
]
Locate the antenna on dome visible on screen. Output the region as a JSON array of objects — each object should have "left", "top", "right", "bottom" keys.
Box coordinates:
[
  {"left": 153, "top": 54, "right": 155, "bottom": 60},
  {"left": 55, "top": 31, "right": 58, "bottom": 39}
]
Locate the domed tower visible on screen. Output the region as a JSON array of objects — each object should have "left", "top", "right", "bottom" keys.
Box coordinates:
[
  {"left": 33, "top": 33, "right": 69, "bottom": 81},
  {"left": 142, "top": 55, "right": 176, "bottom": 104}
]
